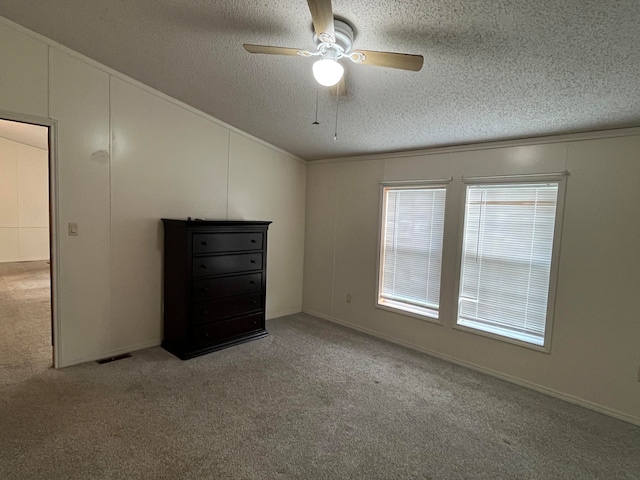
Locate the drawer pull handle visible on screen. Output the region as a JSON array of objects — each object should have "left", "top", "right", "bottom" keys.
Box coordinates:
[
  {"left": 251, "top": 239, "right": 256, "bottom": 243},
  {"left": 201, "top": 242, "right": 208, "bottom": 246},
  {"left": 249, "top": 281, "right": 256, "bottom": 285},
  {"left": 204, "top": 310, "right": 208, "bottom": 314},
  {"left": 200, "top": 265, "right": 207, "bottom": 269},
  {"left": 250, "top": 260, "right": 256, "bottom": 264},
  {"left": 252, "top": 301, "right": 257, "bottom": 304},
  {"left": 202, "top": 287, "right": 208, "bottom": 292}
]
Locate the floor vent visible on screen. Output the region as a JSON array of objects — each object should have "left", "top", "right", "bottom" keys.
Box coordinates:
[{"left": 96, "top": 353, "right": 132, "bottom": 364}]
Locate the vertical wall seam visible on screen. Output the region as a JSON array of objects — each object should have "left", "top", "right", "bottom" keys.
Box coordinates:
[
  {"left": 108, "top": 75, "right": 113, "bottom": 351},
  {"left": 14, "top": 141, "right": 22, "bottom": 258},
  {"left": 300, "top": 163, "right": 311, "bottom": 311},
  {"left": 226, "top": 130, "right": 231, "bottom": 219},
  {"left": 330, "top": 167, "right": 338, "bottom": 317},
  {"left": 47, "top": 46, "right": 51, "bottom": 118}
]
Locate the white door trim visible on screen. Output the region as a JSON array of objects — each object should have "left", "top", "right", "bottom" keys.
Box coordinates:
[{"left": 0, "top": 110, "right": 61, "bottom": 368}]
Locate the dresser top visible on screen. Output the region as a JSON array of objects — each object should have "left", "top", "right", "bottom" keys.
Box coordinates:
[{"left": 162, "top": 219, "right": 272, "bottom": 227}]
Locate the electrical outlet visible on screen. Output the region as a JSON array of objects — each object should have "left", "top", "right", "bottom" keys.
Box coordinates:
[{"left": 346, "top": 294, "right": 352, "bottom": 303}]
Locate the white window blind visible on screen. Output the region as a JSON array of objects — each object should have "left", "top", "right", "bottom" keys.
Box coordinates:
[
  {"left": 457, "top": 181, "right": 560, "bottom": 346},
  {"left": 379, "top": 186, "right": 447, "bottom": 319}
]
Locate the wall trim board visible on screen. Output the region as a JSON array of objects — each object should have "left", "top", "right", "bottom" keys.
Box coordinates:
[
  {"left": 59, "top": 339, "right": 162, "bottom": 368},
  {"left": 311, "top": 127, "right": 640, "bottom": 164},
  {"left": 0, "top": 15, "right": 305, "bottom": 166},
  {"left": 302, "top": 309, "right": 640, "bottom": 427}
]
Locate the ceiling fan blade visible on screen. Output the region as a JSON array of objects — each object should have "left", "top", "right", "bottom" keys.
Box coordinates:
[
  {"left": 243, "top": 44, "right": 311, "bottom": 56},
  {"left": 351, "top": 50, "right": 424, "bottom": 71},
  {"left": 307, "top": 0, "right": 335, "bottom": 43},
  {"left": 329, "top": 76, "right": 347, "bottom": 97}
]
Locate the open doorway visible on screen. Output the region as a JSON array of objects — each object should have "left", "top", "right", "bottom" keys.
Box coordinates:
[{"left": 0, "top": 118, "right": 54, "bottom": 379}]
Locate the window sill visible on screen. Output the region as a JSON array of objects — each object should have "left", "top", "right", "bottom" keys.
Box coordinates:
[
  {"left": 453, "top": 321, "right": 550, "bottom": 353},
  {"left": 375, "top": 301, "right": 442, "bottom": 325}
]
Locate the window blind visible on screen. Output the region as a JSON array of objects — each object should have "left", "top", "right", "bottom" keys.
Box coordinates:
[
  {"left": 379, "top": 186, "right": 446, "bottom": 318},
  {"left": 457, "top": 182, "right": 559, "bottom": 345}
]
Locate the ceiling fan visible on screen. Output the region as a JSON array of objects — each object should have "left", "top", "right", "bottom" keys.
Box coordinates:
[{"left": 243, "top": 0, "right": 424, "bottom": 89}]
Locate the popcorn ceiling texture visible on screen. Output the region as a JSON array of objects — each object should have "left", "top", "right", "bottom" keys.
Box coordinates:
[{"left": 0, "top": 0, "right": 638, "bottom": 160}]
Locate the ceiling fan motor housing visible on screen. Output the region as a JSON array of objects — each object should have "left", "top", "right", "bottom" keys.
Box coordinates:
[{"left": 314, "top": 19, "right": 355, "bottom": 54}]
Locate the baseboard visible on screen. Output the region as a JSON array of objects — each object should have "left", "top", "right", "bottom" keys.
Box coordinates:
[
  {"left": 302, "top": 309, "right": 640, "bottom": 427},
  {"left": 59, "top": 339, "right": 162, "bottom": 368},
  {"left": 58, "top": 311, "right": 306, "bottom": 368},
  {"left": 267, "top": 308, "right": 303, "bottom": 320}
]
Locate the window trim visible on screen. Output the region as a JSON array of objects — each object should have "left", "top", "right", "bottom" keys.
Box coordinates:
[
  {"left": 452, "top": 172, "right": 568, "bottom": 352},
  {"left": 375, "top": 178, "right": 452, "bottom": 324}
]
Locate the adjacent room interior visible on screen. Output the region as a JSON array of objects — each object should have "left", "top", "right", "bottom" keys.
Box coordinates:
[
  {"left": 0, "top": 1, "right": 638, "bottom": 478},
  {"left": 0, "top": 119, "right": 52, "bottom": 381}
]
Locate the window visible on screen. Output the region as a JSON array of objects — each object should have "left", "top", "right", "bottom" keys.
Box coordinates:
[
  {"left": 378, "top": 182, "right": 448, "bottom": 320},
  {"left": 456, "top": 175, "right": 566, "bottom": 348}
]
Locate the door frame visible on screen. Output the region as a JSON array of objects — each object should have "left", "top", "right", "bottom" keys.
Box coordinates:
[{"left": 0, "top": 110, "right": 60, "bottom": 368}]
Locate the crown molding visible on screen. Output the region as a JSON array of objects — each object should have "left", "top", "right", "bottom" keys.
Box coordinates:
[{"left": 311, "top": 126, "right": 640, "bottom": 164}]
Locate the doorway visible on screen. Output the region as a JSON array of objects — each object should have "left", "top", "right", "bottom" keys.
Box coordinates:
[{"left": 0, "top": 117, "right": 56, "bottom": 376}]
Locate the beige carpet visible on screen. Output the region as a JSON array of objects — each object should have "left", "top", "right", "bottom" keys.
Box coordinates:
[
  {"left": 1, "top": 267, "right": 639, "bottom": 479},
  {"left": 0, "top": 260, "right": 52, "bottom": 386}
]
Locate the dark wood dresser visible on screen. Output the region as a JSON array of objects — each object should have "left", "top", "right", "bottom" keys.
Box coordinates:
[{"left": 161, "top": 219, "right": 271, "bottom": 359}]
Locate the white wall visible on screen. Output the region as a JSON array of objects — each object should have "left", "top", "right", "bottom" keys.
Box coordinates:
[
  {"left": 49, "top": 47, "right": 112, "bottom": 363},
  {"left": 0, "top": 24, "right": 47, "bottom": 118},
  {"left": 304, "top": 136, "right": 640, "bottom": 424},
  {"left": 228, "top": 132, "right": 307, "bottom": 318},
  {"left": 0, "top": 137, "right": 49, "bottom": 262},
  {"left": 0, "top": 18, "right": 307, "bottom": 367}
]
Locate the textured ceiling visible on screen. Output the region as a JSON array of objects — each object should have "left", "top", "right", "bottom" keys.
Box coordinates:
[{"left": 1, "top": 0, "right": 639, "bottom": 160}]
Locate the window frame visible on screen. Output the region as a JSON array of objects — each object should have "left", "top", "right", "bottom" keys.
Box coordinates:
[
  {"left": 452, "top": 172, "right": 568, "bottom": 352},
  {"left": 375, "top": 178, "right": 452, "bottom": 324}
]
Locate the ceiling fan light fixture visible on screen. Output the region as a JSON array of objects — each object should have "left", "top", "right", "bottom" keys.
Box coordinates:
[
  {"left": 313, "top": 48, "right": 344, "bottom": 87},
  {"left": 313, "top": 58, "right": 344, "bottom": 86}
]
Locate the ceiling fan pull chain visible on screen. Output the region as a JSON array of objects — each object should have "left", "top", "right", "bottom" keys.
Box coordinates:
[
  {"left": 313, "top": 84, "right": 320, "bottom": 125},
  {"left": 334, "top": 83, "right": 339, "bottom": 141}
]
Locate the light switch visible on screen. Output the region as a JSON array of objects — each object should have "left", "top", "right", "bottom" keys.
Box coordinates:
[{"left": 68, "top": 222, "right": 78, "bottom": 236}]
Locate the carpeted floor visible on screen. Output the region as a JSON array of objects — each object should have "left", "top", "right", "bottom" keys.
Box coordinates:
[
  {"left": 1, "top": 263, "right": 639, "bottom": 479},
  {"left": 0, "top": 260, "right": 52, "bottom": 386}
]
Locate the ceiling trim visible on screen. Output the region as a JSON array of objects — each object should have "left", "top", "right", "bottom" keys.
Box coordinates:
[
  {"left": 0, "top": 15, "right": 306, "bottom": 166},
  {"left": 312, "top": 126, "right": 640, "bottom": 164}
]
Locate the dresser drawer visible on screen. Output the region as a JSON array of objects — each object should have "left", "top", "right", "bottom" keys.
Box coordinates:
[
  {"left": 193, "top": 232, "right": 263, "bottom": 254},
  {"left": 192, "top": 313, "right": 263, "bottom": 346},
  {"left": 194, "top": 293, "right": 262, "bottom": 324},
  {"left": 193, "top": 253, "right": 262, "bottom": 277},
  {"left": 192, "top": 273, "right": 262, "bottom": 301}
]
